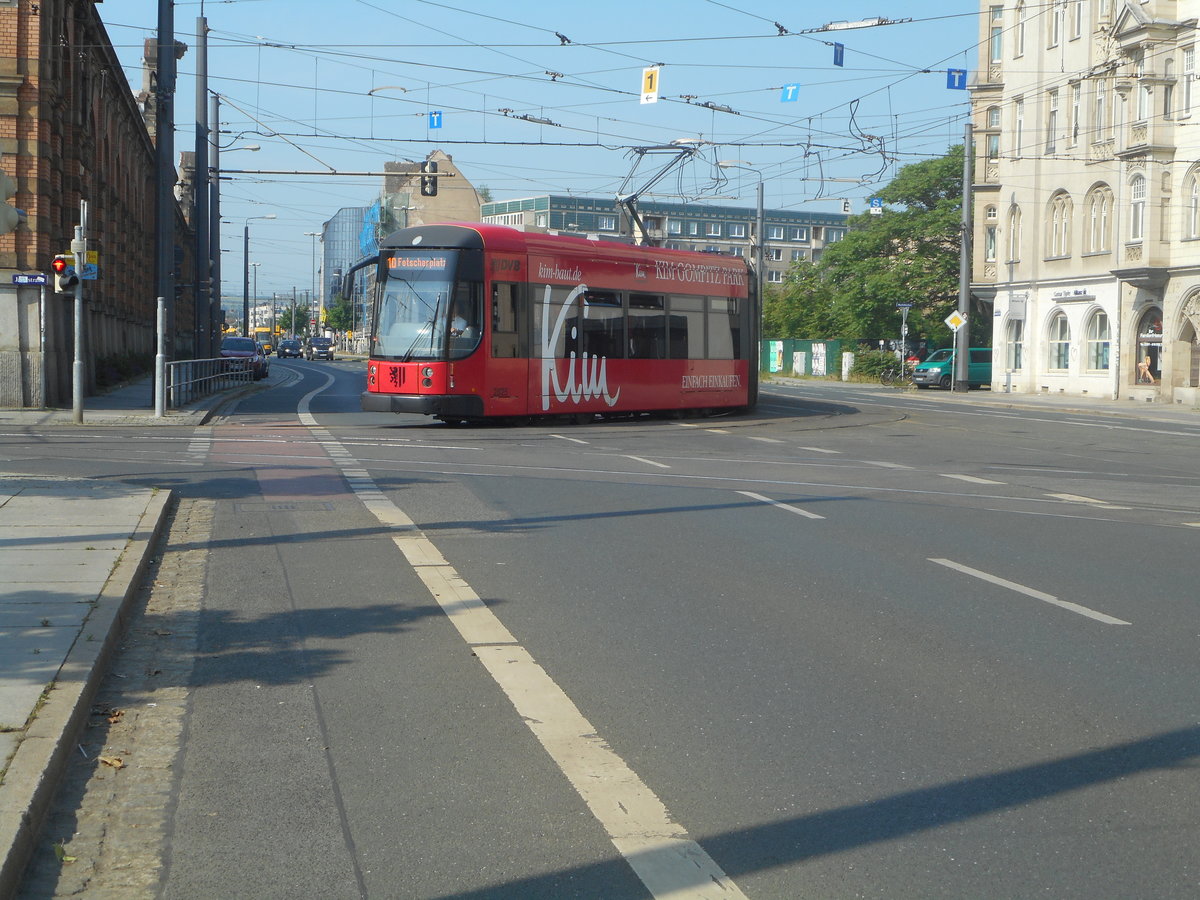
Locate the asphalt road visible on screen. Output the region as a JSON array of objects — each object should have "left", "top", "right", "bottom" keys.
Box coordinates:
[{"left": 7, "top": 363, "right": 1199, "bottom": 899}]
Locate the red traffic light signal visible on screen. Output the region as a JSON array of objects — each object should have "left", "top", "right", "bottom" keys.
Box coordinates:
[{"left": 52, "top": 254, "right": 79, "bottom": 293}]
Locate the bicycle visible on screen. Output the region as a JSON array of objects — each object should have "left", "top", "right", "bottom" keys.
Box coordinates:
[{"left": 880, "top": 363, "right": 915, "bottom": 387}]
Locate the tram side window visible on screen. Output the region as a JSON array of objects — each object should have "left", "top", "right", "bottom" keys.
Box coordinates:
[
  {"left": 628, "top": 293, "right": 666, "bottom": 359},
  {"left": 707, "top": 297, "right": 741, "bottom": 359},
  {"left": 667, "top": 295, "right": 707, "bottom": 359},
  {"left": 582, "top": 290, "right": 625, "bottom": 359},
  {"left": 532, "top": 284, "right": 581, "bottom": 359},
  {"left": 491, "top": 282, "right": 522, "bottom": 358}
]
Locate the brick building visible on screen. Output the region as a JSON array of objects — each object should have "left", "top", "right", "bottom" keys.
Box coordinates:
[{"left": 0, "top": 0, "right": 194, "bottom": 407}]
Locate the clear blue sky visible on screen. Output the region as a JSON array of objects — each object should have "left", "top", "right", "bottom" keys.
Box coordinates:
[{"left": 99, "top": 1, "right": 981, "bottom": 299}]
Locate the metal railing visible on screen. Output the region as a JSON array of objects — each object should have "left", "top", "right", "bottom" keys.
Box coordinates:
[{"left": 166, "top": 357, "right": 253, "bottom": 409}]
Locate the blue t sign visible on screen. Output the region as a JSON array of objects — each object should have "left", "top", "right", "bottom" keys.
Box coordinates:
[
  {"left": 429, "top": 110, "right": 443, "bottom": 129},
  {"left": 946, "top": 69, "right": 968, "bottom": 90}
]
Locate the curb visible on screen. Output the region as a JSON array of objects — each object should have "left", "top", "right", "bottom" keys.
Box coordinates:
[{"left": 0, "top": 489, "right": 174, "bottom": 899}]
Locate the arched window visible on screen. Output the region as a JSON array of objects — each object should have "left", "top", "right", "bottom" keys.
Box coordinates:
[
  {"left": 1048, "top": 312, "right": 1071, "bottom": 370},
  {"left": 985, "top": 205, "right": 998, "bottom": 261},
  {"left": 1015, "top": 2, "right": 1027, "bottom": 57},
  {"left": 1086, "top": 185, "right": 1112, "bottom": 253},
  {"left": 1085, "top": 310, "right": 1111, "bottom": 370},
  {"left": 1006, "top": 318, "right": 1025, "bottom": 370},
  {"left": 1008, "top": 205, "right": 1023, "bottom": 261},
  {"left": 1046, "top": 192, "right": 1073, "bottom": 257},
  {"left": 1130, "top": 174, "right": 1147, "bottom": 240}
]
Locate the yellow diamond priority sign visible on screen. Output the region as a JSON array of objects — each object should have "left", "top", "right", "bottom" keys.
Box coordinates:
[{"left": 944, "top": 310, "right": 966, "bottom": 332}]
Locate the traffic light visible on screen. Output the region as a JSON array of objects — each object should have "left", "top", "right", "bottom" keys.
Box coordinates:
[
  {"left": 52, "top": 254, "right": 79, "bottom": 294},
  {"left": 0, "top": 159, "right": 23, "bottom": 235},
  {"left": 420, "top": 159, "right": 438, "bottom": 197}
]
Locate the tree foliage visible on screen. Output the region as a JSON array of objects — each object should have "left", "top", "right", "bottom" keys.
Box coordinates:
[{"left": 765, "top": 145, "right": 973, "bottom": 349}]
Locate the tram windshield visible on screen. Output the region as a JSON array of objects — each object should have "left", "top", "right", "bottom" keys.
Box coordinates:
[{"left": 372, "top": 249, "right": 480, "bottom": 361}]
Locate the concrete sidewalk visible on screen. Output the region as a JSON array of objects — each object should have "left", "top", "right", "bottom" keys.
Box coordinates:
[{"left": 0, "top": 374, "right": 241, "bottom": 896}]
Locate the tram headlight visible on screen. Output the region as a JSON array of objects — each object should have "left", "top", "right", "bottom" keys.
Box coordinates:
[
  {"left": 422, "top": 378, "right": 433, "bottom": 387},
  {"left": 421, "top": 366, "right": 434, "bottom": 378}
]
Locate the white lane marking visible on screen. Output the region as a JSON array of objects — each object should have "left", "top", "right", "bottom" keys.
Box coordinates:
[
  {"left": 551, "top": 433, "right": 589, "bottom": 445},
  {"left": 670, "top": 422, "right": 700, "bottom": 428},
  {"left": 625, "top": 455, "right": 671, "bottom": 469},
  {"left": 940, "top": 473, "right": 1006, "bottom": 485},
  {"left": 297, "top": 378, "right": 747, "bottom": 900},
  {"left": 1045, "top": 492, "right": 1130, "bottom": 510},
  {"left": 747, "top": 436, "right": 784, "bottom": 444},
  {"left": 705, "top": 428, "right": 731, "bottom": 434},
  {"left": 737, "top": 490, "right": 825, "bottom": 520},
  {"left": 929, "top": 558, "right": 1131, "bottom": 625},
  {"left": 864, "top": 460, "right": 911, "bottom": 469},
  {"left": 1046, "top": 492, "right": 1104, "bottom": 504},
  {"left": 798, "top": 446, "right": 839, "bottom": 454}
]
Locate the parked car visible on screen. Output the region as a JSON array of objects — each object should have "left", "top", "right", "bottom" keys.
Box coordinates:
[
  {"left": 912, "top": 347, "right": 992, "bottom": 389},
  {"left": 305, "top": 336, "right": 335, "bottom": 361},
  {"left": 219, "top": 336, "right": 269, "bottom": 380},
  {"left": 276, "top": 338, "right": 302, "bottom": 359}
]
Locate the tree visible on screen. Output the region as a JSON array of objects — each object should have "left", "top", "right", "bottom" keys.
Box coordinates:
[
  {"left": 769, "top": 145, "right": 971, "bottom": 349},
  {"left": 277, "top": 305, "right": 309, "bottom": 337},
  {"left": 325, "top": 294, "right": 354, "bottom": 332}
]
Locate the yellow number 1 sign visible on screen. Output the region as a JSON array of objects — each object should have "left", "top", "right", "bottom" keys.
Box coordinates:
[{"left": 641, "top": 66, "right": 660, "bottom": 104}]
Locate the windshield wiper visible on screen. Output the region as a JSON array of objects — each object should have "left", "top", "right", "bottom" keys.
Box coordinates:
[{"left": 401, "top": 294, "right": 442, "bottom": 362}]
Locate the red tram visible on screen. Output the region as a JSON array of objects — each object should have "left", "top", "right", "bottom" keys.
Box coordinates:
[{"left": 358, "top": 223, "right": 758, "bottom": 422}]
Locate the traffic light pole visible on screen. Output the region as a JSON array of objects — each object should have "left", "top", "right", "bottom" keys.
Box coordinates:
[{"left": 71, "top": 207, "right": 87, "bottom": 424}]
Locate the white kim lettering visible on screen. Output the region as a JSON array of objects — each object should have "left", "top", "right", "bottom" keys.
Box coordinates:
[{"left": 540, "top": 284, "right": 622, "bottom": 411}]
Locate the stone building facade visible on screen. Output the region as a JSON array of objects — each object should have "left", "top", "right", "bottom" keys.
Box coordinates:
[
  {"left": 972, "top": 0, "right": 1200, "bottom": 404},
  {"left": 0, "top": 0, "right": 194, "bottom": 408}
]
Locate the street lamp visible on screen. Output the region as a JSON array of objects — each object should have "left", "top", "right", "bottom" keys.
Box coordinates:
[
  {"left": 304, "top": 231, "right": 320, "bottom": 333},
  {"left": 717, "top": 160, "right": 765, "bottom": 310},
  {"left": 208, "top": 134, "right": 260, "bottom": 348},
  {"left": 250, "top": 262, "right": 261, "bottom": 332},
  {"left": 243, "top": 214, "right": 276, "bottom": 336}
]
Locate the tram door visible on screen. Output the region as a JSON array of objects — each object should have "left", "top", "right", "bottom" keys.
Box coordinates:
[{"left": 489, "top": 281, "right": 527, "bottom": 413}]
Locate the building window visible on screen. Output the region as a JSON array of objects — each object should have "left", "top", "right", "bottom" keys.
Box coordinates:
[
  {"left": 1008, "top": 206, "right": 1022, "bottom": 261},
  {"left": 729, "top": 222, "right": 746, "bottom": 238},
  {"left": 990, "top": 5, "right": 1004, "bottom": 62},
  {"left": 791, "top": 226, "right": 808, "bottom": 241},
  {"left": 827, "top": 229, "right": 844, "bottom": 242},
  {"left": 766, "top": 270, "right": 783, "bottom": 283},
  {"left": 985, "top": 224, "right": 998, "bottom": 262},
  {"left": 1130, "top": 175, "right": 1146, "bottom": 241},
  {"left": 1136, "top": 306, "right": 1162, "bottom": 383},
  {"left": 987, "top": 106, "right": 1001, "bottom": 129},
  {"left": 668, "top": 219, "right": 682, "bottom": 234},
  {"left": 1086, "top": 186, "right": 1111, "bottom": 252},
  {"left": 768, "top": 248, "right": 783, "bottom": 261},
  {"left": 1006, "top": 318, "right": 1025, "bottom": 370},
  {"left": 1070, "top": 83, "right": 1081, "bottom": 145},
  {"left": 1015, "top": 2, "right": 1027, "bottom": 57},
  {"left": 1070, "top": 0, "right": 1083, "bottom": 40},
  {"left": 1046, "top": 192, "right": 1072, "bottom": 257},
  {"left": 1164, "top": 59, "right": 1175, "bottom": 120},
  {"left": 1094, "top": 79, "right": 1107, "bottom": 139},
  {"left": 791, "top": 249, "right": 807, "bottom": 262},
  {"left": 1046, "top": 89, "right": 1059, "bottom": 154},
  {"left": 706, "top": 222, "right": 721, "bottom": 237},
  {"left": 1137, "top": 84, "right": 1151, "bottom": 122},
  {"left": 1048, "top": 313, "right": 1071, "bottom": 370},
  {"left": 1014, "top": 97, "right": 1025, "bottom": 156},
  {"left": 687, "top": 221, "right": 699, "bottom": 235},
  {"left": 1184, "top": 47, "right": 1195, "bottom": 118},
  {"left": 768, "top": 225, "right": 785, "bottom": 240},
  {"left": 598, "top": 215, "right": 616, "bottom": 231},
  {"left": 729, "top": 246, "right": 744, "bottom": 257},
  {"left": 1086, "top": 311, "right": 1111, "bottom": 370},
  {"left": 535, "top": 213, "right": 548, "bottom": 227},
  {"left": 1188, "top": 171, "right": 1200, "bottom": 238},
  {"left": 1049, "top": 0, "right": 1064, "bottom": 47}
]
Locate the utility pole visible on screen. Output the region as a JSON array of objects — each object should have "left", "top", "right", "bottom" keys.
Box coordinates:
[
  {"left": 71, "top": 203, "right": 87, "bottom": 424},
  {"left": 155, "top": 0, "right": 177, "bottom": 359},
  {"left": 193, "top": 15, "right": 209, "bottom": 357},
  {"left": 954, "top": 122, "right": 973, "bottom": 392}
]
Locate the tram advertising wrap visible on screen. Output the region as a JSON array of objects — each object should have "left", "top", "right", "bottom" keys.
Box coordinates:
[{"left": 360, "top": 223, "right": 757, "bottom": 423}]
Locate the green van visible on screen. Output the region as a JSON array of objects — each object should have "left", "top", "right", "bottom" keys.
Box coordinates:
[{"left": 912, "top": 347, "right": 992, "bottom": 389}]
